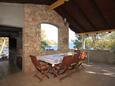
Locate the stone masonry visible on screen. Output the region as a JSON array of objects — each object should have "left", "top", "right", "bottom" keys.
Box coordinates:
[{"left": 23, "top": 4, "right": 69, "bottom": 73}]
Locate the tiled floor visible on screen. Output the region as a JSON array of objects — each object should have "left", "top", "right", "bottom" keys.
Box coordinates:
[{"left": 0, "top": 62, "right": 115, "bottom": 86}]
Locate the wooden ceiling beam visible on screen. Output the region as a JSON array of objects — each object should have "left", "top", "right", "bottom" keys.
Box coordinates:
[
  {"left": 48, "top": 0, "right": 64, "bottom": 11},
  {"left": 0, "top": 0, "right": 55, "bottom": 5},
  {"left": 62, "top": 8, "right": 88, "bottom": 32},
  {"left": 73, "top": 0, "right": 96, "bottom": 30},
  {"left": 56, "top": 8, "right": 84, "bottom": 32},
  {"left": 69, "top": 25, "right": 82, "bottom": 33},
  {"left": 72, "top": 0, "right": 111, "bottom": 29},
  {"left": 90, "top": 0, "right": 112, "bottom": 28},
  {"left": 62, "top": 4, "right": 90, "bottom": 32},
  {"left": 94, "top": 0, "right": 115, "bottom": 27}
]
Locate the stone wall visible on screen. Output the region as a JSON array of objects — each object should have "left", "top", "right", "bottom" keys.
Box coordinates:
[
  {"left": 23, "top": 4, "right": 69, "bottom": 73},
  {"left": 87, "top": 50, "right": 115, "bottom": 64}
]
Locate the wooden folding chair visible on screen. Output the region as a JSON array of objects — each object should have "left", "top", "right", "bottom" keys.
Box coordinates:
[
  {"left": 77, "top": 51, "right": 87, "bottom": 69},
  {"left": 30, "top": 55, "right": 50, "bottom": 81},
  {"left": 53, "top": 55, "right": 75, "bottom": 76}
]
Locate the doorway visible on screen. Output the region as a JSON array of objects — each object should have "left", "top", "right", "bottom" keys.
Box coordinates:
[{"left": 0, "top": 25, "right": 22, "bottom": 79}]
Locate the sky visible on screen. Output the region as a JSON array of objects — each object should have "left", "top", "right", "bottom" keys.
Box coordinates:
[
  {"left": 69, "top": 28, "right": 76, "bottom": 42},
  {"left": 41, "top": 24, "right": 76, "bottom": 43},
  {"left": 41, "top": 23, "right": 58, "bottom": 43}
]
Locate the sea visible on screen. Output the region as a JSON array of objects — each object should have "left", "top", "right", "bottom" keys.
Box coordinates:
[{"left": 46, "top": 42, "right": 74, "bottom": 50}]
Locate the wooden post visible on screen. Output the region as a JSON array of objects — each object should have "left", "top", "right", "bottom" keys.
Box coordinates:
[{"left": 81, "top": 34, "right": 85, "bottom": 50}]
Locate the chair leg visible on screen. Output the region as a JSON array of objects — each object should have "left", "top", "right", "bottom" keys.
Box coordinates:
[
  {"left": 80, "top": 64, "right": 85, "bottom": 69},
  {"left": 77, "top": 62, "right": 85, "bottom": 70},
  {"left": 52, "top": 67, "right": 59, "bottom": 78},
  {"left": 34, "top": 73, "right": 42, "bottom": 81},
  {"left": 43, "top": 73, "right": 49, "bottom": 78}
]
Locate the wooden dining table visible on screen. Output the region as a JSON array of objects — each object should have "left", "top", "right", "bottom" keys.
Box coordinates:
[
  {"left": 37, "top": 54, "right": 67, "bottom": 77},
  {"left": 38, "top": 54, "right": 65, "bottom": 67},
  {"left": 37, "top": 53, "right": 78, "bottom": 78}
]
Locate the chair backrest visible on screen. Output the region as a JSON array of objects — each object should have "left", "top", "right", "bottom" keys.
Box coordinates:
[
  {"left": 80, "top": 51, "right": 87, "bottom": 60},
  {"left": 74, "top": 51, "right": 81, "bottom": 61},
  {"left": 74, "top": 49, "right": 81, "bottom": 54},
  {"left": 62, "top": 55, "right": 75, "bottom": 66},
  {"left": 30, "top": 55, "right": 40, "bottom": 68}
]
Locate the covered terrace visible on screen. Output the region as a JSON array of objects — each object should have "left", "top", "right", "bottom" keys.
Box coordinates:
[{"left": 0, "top": 0, "right": 115, "bottom": 86}]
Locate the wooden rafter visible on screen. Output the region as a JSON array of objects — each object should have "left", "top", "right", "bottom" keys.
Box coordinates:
[
  {"left": 48, "top": 0, "right": 64, "bottom": 11},
  {"left": 73, "top": 0, "right": 96, "bottom": 30},
  {"left": 63, "top": 3, "right": 88, "bottom": 32},
  {"left": 91, "top": 0, "right": 112, "bottom": 28}
]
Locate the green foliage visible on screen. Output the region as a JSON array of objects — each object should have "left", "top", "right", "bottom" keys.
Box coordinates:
[
  {"left": 41, "top": 41, "right": 48, "bottom": 51},
  {"left": 85, "top": 31, "right": 115, "bottom": 50},
  {"left": 94, "top": 40, "right": 111, "bottom": 49},
  {"left": 73, "top": 35, "right": 82, "bottom": 49},
  {"left": 85, "top": 39, "right": 93, "bottom": 47},
  {"left": 111, "top": 40, "right": 115, "bottom": 52},
  {"left": 41, "top": 29, "right": 49, "bottom": 51}
]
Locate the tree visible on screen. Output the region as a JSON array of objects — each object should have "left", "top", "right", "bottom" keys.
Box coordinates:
[
  {"left": 85, "top": 31, "right": 115, "bottom": 50},
  {"left": 41, "top": 29, "right": 49, "bottom": 51},
  {"left": 41, "top": 41, "right": 48, "bottom": 51},
  {"left": 73, "top": 35, "right": 82, "bottom": 49},
  {"left": 85, "top": 38, "right": 93, "bottom": 49}
]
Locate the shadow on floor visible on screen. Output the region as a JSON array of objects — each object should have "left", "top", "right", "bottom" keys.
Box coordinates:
[
  {"left": 0, "top": 63, "right": 115, "bottom": 86},
  {"left": 0, "top": 61, "right": 21, "bottom": 79}
]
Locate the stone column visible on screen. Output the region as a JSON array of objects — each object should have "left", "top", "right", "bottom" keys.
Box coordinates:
[
  {"left": 23, "top": 5, "right": 41, "bottom": 73},
  {"left": 58, "top": 24, "right": 69, "bottom": 51}
]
